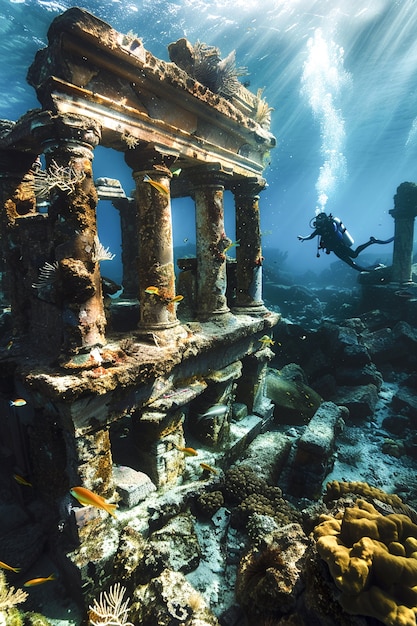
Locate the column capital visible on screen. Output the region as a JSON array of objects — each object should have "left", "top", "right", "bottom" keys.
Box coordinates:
[
  {"left": 31, "top": 111, "right": 101, "bottom": 159},
  {"left": 231, "top": 176, "right": 267, "bottom": 198},
  {"left": 124, "top": 146, "right": 177, "bottom": 174},
  {"left": 389, "top": 181, "right": 417, "bottom": 219},
  {"left": 186, "top": 164, "right": 233, "bottom": 189}
]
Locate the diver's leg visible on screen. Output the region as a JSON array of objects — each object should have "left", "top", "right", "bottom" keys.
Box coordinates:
[
  {"left": 344, "top": 258, "right": 368, "bottom": 271},
  {"left": 351, "top": 236, "right": 394, "bottom": 258},
  {"left": 334, "top": 250, "right": 367, "bottom": 271},
  {"left": 371, "top": 236, "right": 394, "bottom": 244}
]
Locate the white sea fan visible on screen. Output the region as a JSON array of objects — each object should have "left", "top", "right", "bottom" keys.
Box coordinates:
[
  {"left": 88, "top": 583, "right": 133, "bottom": 626},
  {"left": 33, "top": 160, "right": 86, "bottom": 199},
  {"left": 32, "top": 260, "right": 59, "bottom": 289},
  {"left": 93, "top": 236, "right": 115, "bottom": 262},
  {"left": 254, "top": 88, "right": 274, "bottom": 127},
  {"left": 0, "top": 572, "right": 28, "bottom": 611}
]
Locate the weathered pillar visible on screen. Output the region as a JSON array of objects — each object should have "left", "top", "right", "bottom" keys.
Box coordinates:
[
  {"left": 32, "top": 112, "right": 105, "bottom": 355},
  {"left": 389, "top": 182, "right": 417, "bottom": 284},
  {"left": 0, "top": 143, "right": 40, "bottom": 332},
  {"left": 112, "top": 197, "right": 138, "bottom": 299},
  {"left": 232, "top": 178, "right": 267, "bottom": 314},
  {"left": 191, "top": 169, "right": 231, "bottom": 320},
  {"left": 125, "top": 150, "right": 180, "bottom": 333}
]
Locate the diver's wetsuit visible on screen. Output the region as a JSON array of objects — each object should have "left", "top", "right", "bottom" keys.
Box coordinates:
[{"left": 298, "top": 213, "right": 394, "bottom": 271}]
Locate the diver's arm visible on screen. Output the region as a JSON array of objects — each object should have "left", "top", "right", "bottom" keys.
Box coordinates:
[{"left": 298, "top": 230, "right": 317, "bottom": 241}]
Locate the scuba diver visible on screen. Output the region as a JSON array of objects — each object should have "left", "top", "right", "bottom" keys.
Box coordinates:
[{"left": 298, "top": 212, "right": 394, "bottom": 271}]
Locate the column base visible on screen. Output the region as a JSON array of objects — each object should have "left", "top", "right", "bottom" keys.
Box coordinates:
[
  {"left": 197, "top": 307, "right": 233, "bottom": 323},
  {"left": 232, "top": 303, "right": 269, "bottom": 316},
  {"left": 136, "top": 321, "right": 188, "bottom": 346}
]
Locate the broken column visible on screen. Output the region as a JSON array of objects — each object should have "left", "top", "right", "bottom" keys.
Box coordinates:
[
  {"left": 389, "top": 181, "right": 417, "bottom": 284},
  {"left": 233, "top": 178, "right": 267, "bottom": 313}
]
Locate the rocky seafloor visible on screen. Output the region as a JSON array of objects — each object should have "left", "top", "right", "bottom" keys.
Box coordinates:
[{"left": 3, "top": 260, "right": 417, "bottom": 626}]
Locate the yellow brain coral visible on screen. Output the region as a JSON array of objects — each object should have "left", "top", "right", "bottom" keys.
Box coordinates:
[{"left": 314, "top": 498, "right": 417, "bottom": 626}]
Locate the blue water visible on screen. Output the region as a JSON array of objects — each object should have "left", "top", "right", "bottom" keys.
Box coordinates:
[{"left": 2, "top": 0, "right": 417, "bottom": 281}]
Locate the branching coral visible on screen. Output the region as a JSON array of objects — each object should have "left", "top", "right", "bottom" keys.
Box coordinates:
[
  {"left": 0, "top": 571, "right": 28, "bottom": 614},
  {"left": 32, "top": 160, "right": 86, "bottom": 198},
  {"left": 88, "top": 583, "right": 133, "bottom": 626}
]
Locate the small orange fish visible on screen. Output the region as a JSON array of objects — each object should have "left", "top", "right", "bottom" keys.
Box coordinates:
[
  {"left": 145, "top": 286, "right": 160, "bottom": 295},
  {"left": 9, "top": 398, "right": 27, "bottom": 407},
  {"left": 24, "top": 573, "right": 55, "bottom": 587},
  {"left": 0, "top": 560, "right": 20, "bottom": 573},
  {"left": 70, "top": 486, "right": 118, "bottom": 518},
  {"left": 82, "top": 158, "right": 92, "bottom": 174},
  {"left": 175, "top": 445, "right": 198, "bottom": 457},
  {"left": 13, "top": 473, "right": 32, "bottom": 487},
  {"left": 200, "top": 462, "right": 218, "bottom": 475},
  {"left": 143, "top": 174, "right": 169, "bottom": 196},
  {"left": 167, "top": 294, "right": 184, "bottom": 304}
]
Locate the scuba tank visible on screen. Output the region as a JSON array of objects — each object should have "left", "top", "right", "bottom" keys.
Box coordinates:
[{"left": 332, "top": 215, "right": 354, "bottom": 247}]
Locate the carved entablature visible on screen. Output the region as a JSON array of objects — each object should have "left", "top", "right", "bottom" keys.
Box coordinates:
[{"left": 20, "top": 7, "right": 274, "bottom": 184}]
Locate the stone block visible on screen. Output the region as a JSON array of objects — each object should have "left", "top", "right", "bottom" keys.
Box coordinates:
[
  {"left": 224, "top": 414, "right": 263, "bottom": 466},
  {"left": 362, "top": 327, "right": 408, "bottom": 363},
  {"left": 284, "top": 401, "right": 345, "bottom": 498},
  {"left": 335, "top": 363, "right": 383, "bottom": 390},
  {"left": 340, "top": 343, "right": 371, "bottom": 366},
  {"left": 391, "top": 386, "right": 417, "bottom": 421},
  {"left": 334, "top": 384, "right": 378, "bottom": 420},
  {"left": 113, "top": 465, "right": 156, "bottom": 508},
  {"left": 232, "top": 402, "right": 248, "bottom": 421}
]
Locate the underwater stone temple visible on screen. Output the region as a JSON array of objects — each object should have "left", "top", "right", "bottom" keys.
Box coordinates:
[
  {"left": 4, "top": 8, "right": 417, "bottom": 626},
  {"left": 0, "top": 6, "right": 279, "bottom": 617}
]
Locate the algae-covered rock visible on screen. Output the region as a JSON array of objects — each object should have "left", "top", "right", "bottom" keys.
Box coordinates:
[
  {"left": 236, "top": 523, "right": 309, "bottom": 622},
  {"left": 131, "top": 568, "right": 219, "bottom": 625},
  {"left": 150, "top": 512, "right": 201, "bottom": 573}
]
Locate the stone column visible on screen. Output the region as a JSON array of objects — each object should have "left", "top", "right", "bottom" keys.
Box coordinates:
[
  {"left": 32, "top": 112, "right": 105, "bottom": 355},
  {"left": 232, "top": 178, "right": 267, "bottom": 314},
  {"left": 191, "top": 169, "right": 231, "bottom": 320},
  {"left": 0, "top": 143, "right": 40, "bottom": 332},
  {"left": 389, "top": 182, "right": 417, "bottom": 284},
  {"left": 125, "top": 150, "right": 179, "bottom": 333},
  {"left": 112, "top": 197, "right": 138, "bottom": 299}
]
